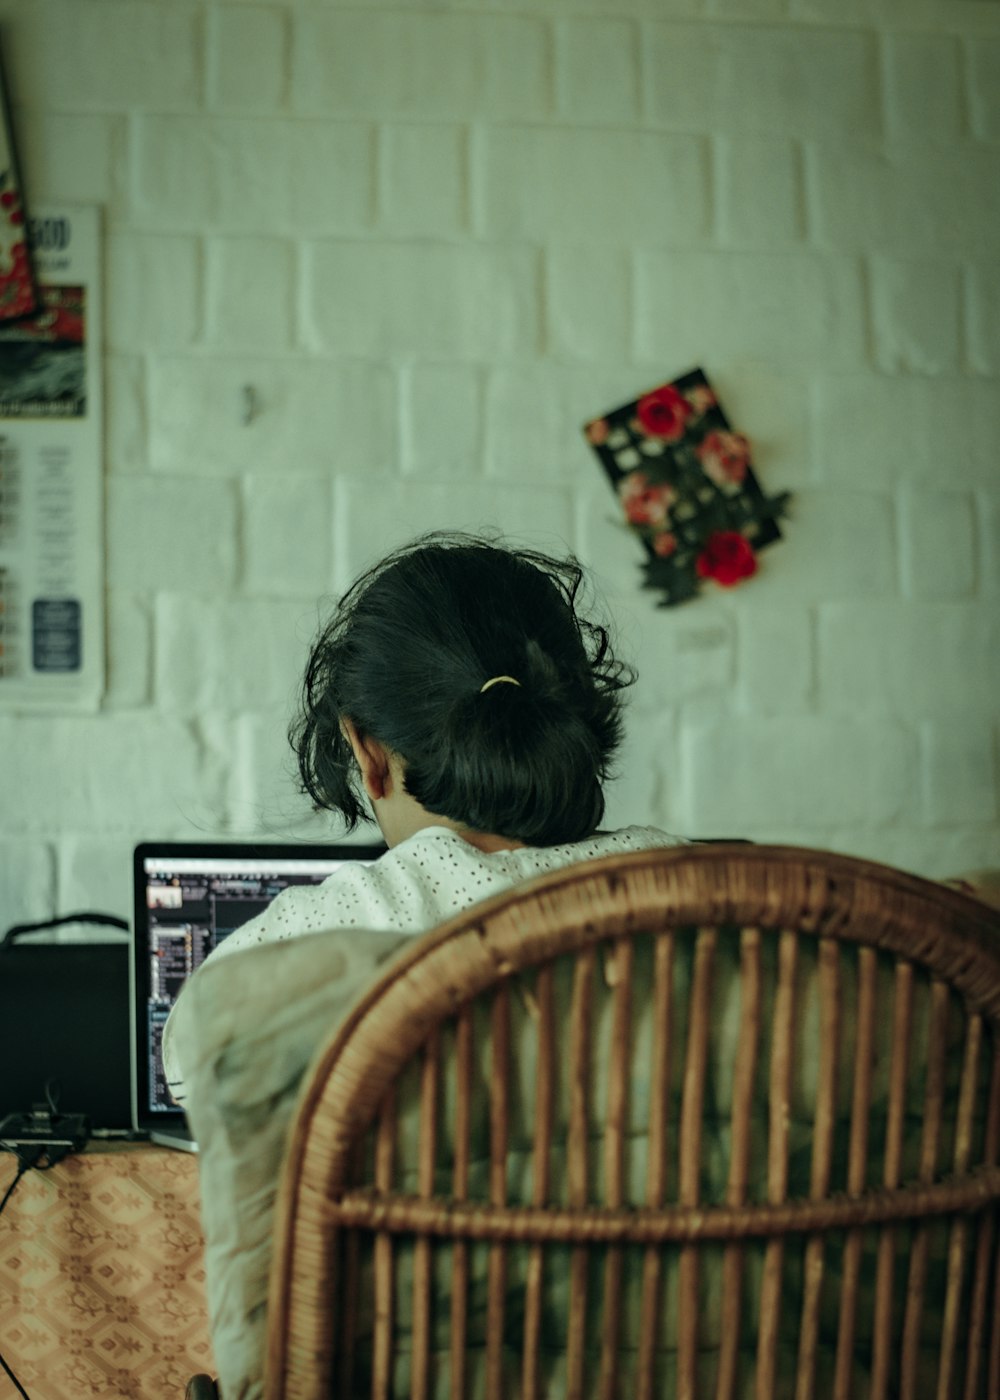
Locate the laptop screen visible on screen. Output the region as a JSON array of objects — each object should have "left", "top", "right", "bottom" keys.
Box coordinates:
[{"left": 131, "top": 842, "right": 385, "bottom": 1130}]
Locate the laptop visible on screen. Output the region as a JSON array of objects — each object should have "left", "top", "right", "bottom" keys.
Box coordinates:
[
  {"left": 131, "top": 841, "right": 385, "bottom": 1151},
  {"left": 0, "top": 939, "right": 132, "bottom": 1132}
]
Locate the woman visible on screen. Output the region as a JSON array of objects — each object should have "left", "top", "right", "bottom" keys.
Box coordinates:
[{"left": 163, "top": 533, "right": 681, "bottom": 1093}]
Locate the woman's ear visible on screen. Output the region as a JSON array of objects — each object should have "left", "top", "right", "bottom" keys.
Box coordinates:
[{"left": 340, "top": 717, "right": 394, "bottom": 802}]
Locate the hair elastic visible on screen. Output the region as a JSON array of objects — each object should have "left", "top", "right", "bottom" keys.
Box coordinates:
[{"left": 479, "top": 675, "right": 521, "bottom": 694}]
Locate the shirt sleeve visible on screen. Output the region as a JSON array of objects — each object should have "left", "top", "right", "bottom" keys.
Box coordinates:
[{"left": 161, "top": 856, "right": 409, "bottom": 1106}]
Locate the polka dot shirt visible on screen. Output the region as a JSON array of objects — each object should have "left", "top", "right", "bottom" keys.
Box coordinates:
[
  {"left": 161, "top": 824, "right": 683, "bottom": 1105},
  {"left": 205, "top": 824, "right": 683, "bottom": 964}
]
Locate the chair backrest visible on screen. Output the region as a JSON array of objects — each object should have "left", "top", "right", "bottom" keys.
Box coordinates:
[{"left": 263, "top": 845, "right": 1000, "bottom": 1399}]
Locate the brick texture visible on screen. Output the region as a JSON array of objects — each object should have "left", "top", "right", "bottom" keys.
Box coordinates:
[
  {"left": 154, "top": 596, "right": 320, "bottom": 714},
  {"left": 634, "top": 251, "right": 866, "bottom": 367},
  {"left": 107, "top": 477, "right": 239, "bottom": 594},
  {"left": 204, "top": 237, "right": 295, "bottom": 350},
  {"left": 683, "top": 717, "right": 919, "bottom": 830},
  {"left": 871, "top": 257, "right": 963, "bottom": 376},
  {"left": 808, "top": 145, "right": 1000, "bottom": 252},
  {"left": 818, "top": 603, "right": 1000, "bottom": 718},
  {"left": 883, "top": 33, "right": 964, "bottom": 146},
  {"left": 2, "top": 0, "right": 999, "bottom": 928},
  {"left": 898, "top": 490, "right": 977, "bottom": 600},
  {"left": 290, "top": 13, "right": 551, "bottom": 121},
  {"left": 642, "top": 24, "right": 881, "bottom": 140},
  {"left": 555, "top": 19, "right": 641, "bottom": 125},
  {"left": 105, "top": 233, "right": 202, "bottom": 352},
  {"left": 0, "top": 715, "right": 218, "bottom": 834},
  {"left": 133, "top": 117, "right": 376, "bottom": 234},
  {"left": 303, "top": 242, "right": 540, "bottom": 358},
  {"left": 1, "top": 1, "right": 201, "bottom": 112},
  {"left": 14, "top": 113, "right": 124, "bottom": 210},
  {"left": 209, "top": 5, "right": 288, "bottom": 112},
  {"left": 149, "top": 357, "right": 398, "bottom": 476},
  {"left": 478, "top": 128, "right": 710, "bottom": 245},
  {"left": 377, "top": 126, "right": 468, "bottom": 237}
]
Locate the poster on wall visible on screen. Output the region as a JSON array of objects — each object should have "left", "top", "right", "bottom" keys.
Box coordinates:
[
  {"left": 0, "top": 40, "right": 38, "bottom": 322},
  {"left": 0, "top": 205, "right": 103, "bottom": 711}
]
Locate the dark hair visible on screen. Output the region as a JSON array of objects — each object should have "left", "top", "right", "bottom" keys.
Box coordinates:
[{"left": 291, "top": 533, "right": 635, "bottom": 846}]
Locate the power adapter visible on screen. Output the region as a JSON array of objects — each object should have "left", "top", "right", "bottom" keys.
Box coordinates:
[{"left": 0, "top": 1108, "right": 90, "bottom": 1166}]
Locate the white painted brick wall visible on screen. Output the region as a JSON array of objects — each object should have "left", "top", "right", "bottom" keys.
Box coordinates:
[
  {"left": 241, "top": 475, "right": 333, "bottom": 597},
  {"left": 981, "top": 494, "right": 1000, "bottom": 598},
  {"left": 898, "top": 490, "right": 977, "bottom": 600},
  {"left": 882, "top": 32, "right": 965, "bottom": 146},
  {"left": 544, "top": 248, "right": 632, "bottom": 363},
  {"left": 221, "top": 711, "right": 325, "bottom": 841},
  {"left": 302, "top": 241, "right": 541, "bottom": 358},
  {"left": 818, "top": 604, "right": 1000, "bottom": 717},
  {"left": 555, "top": 19, "right": 641, "bottom": 126},
  {"left": 920, "top": 720, "right": 998, "bottom": 827},
  {"left": 107, "top": 476, "right": 239, "bottom": 594},
  {"left": 871, "top": 256, "right": 963, "bottom": 377},
  {"left": 104, "top": 593, "right": 152, "bottom": 709},
  {"left": 966, "top": 35, "right": 1000, "bottom": 142},
  {"left": 17, "top": 113, "right": 123, "bottom": 208},
  {"left": 684, "top": 716, "right": 920, "bottom": 830},
  {"left": 104, "top": 356, "right": 148, "bottom": 474},
  {"left": 133, "top": 117, "right": 377, "bottom": 233},
  {"left": 290, "top": 13, "right": 551, "bottom": 122},
  {"left": 2, "top": 0, "right": 998, "bottom": 933},
  {"left": 641, "top": 24, "right": 882, "bottom": 140},
  {"left": 814, "top": 376, "right": 1000, "bottom": 488},
  {"left": 401, "top": 364, "right": 484, "bottom": 479},
  {"left": 715, "top": 136, "right": 805, "bottom": 248},
  {"left": 208, "top": 5, "right": 289, "bottom": 113},
  {"left": 148, "top": 357, "right": 398, "bottom": 475},
  {"left": 1, "top": 714, "right": 218, "bottom": 834},
  {"left": 205, "top": 236, "right": 295, "bottom": 350},
  {"left": 965, "top": 262, "right": 1000, "bottom": 375},
  {"left": 377, "top": 126, "right": 468, "bottom": 237},
  {"left": 808, "top": 145, "right": 1000, "bottom": 252},
  {"left": 154, "top": 596, "right": 319, "bottom": 714},
  {"left": 105, "top": 232, "right": 202, "bottom": 352},
  {"left": 633, "top": 251, "right": 867, "bottom": 368},
  {"left": 3, "top": 2, "right": 201, "bottom": 113},
  {"left": 478, "top": 128, "right": 711, "bottom": 245}
]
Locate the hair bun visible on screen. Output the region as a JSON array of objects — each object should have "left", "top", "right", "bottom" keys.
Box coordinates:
[{"left": 291, "top": 533, "right": 634, "bottom": 844}]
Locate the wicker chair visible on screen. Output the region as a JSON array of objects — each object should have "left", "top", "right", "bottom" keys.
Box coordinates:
[{"left": 221, "top": 845, "right": 1000, "bottom": 1398}]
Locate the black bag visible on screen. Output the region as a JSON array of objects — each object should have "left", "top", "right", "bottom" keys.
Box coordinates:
[{"left": 0, "top": 919, "right": 132, "bottom": 1130}]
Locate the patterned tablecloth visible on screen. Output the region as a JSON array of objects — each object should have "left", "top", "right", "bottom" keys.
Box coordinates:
[{"left": 0, "top": 1144, "right": 214, "bottom": 1399}]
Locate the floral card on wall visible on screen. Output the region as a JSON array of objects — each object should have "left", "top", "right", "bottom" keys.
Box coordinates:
[
  {"left": 0, "top": 44, "right": 36, "bottom": 322},
  {"left": 584, "top": 368, "right": 790, "bottom": 607}
]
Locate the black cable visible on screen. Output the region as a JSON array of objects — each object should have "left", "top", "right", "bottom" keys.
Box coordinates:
[
  {"left": 1, "top": 1143, "right": 82, "bottom": 1399},
  {"left": 0, "top": 1154, "right": 32, "bottom": 1217},
  {"left": 1, "top": 911, "right": 129, "bottom": 950},
  {"left": 0, "top": 1351, "right": 30, "bottom": 1399},
  {"left": 0, "top": 913, "right": 120, "bottom": 1398},
  {"left": 0, "top": 1156, "right": 36, "bottom": 1399}
]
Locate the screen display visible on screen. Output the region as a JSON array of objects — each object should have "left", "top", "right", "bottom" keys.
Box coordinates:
[{"left": 142, "top": 855, "right": 351, "bottom": 1112}]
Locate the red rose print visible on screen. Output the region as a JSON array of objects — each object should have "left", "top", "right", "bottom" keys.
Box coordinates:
[
  {"left": 653, "top": 531, "right": 678, "bottom": 557},
  {"left": 618, "top": 472, "right": 675, "bottom": 528},
  {"left": 685, "top": 384, "right": 717, "bottom": 416},
  {"left": 695, "top": 531, "right": 757, "bottom": 587},
  {"left": 697, "top": 431, "right": 751, "bottom": 489},
  {"left": 636, "top": 384, "right": 692, "bottom": 441}
]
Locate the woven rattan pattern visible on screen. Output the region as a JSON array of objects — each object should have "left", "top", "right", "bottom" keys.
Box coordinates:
[{"left": 264, "top": 844, "right": 1000, "bottom": 1399}]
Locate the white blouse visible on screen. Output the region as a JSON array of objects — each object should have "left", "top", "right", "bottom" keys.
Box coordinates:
[{"left": 162, "top": 823, "right": 683, "bottom": 1097}]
